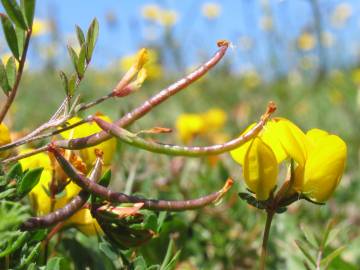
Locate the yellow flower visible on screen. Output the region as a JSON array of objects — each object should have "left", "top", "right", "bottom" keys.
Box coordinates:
[
  {"left": 243, "top": 137, "right": 278, "bottom": 200},
  {"left": 297, "top": 32, "right": 316, "bottom": 51},
  {"left": 60, "top": 115, "right": 117, "bottom": 167},
  {"left": 120, "top": 49, "right": 162, "bottom": 80},
  {"left": 230, "top": 118, "right": 346, "bottom": 202},
  {"left": 201, "top": 3, "right": 221, "bottom": 19},
  {"left": 176, "top": 114, "right": 205, "bottom": 144},
  {"left": 158, "top": 10, "right": 178, "bottom": 27},
  {"left": 0, "top": 123, "right": 11, "bottom": 158},
  {"left": 176, "top": 108, "right": 227, "bottom": 144},
  {"left": 331, "top": 3, "right": 352, "bottom": 28},
  {"left": 20, "top": 149, "right": 103, "bottom": 235},
  {"left": 32, "top": 18, "right": 50, "bottom": 37},
  {"left": 293, "top": 129, "right": 346, "bottom": 202},
  {"left": 141, "top": 4, "right": 161, "bottom": 22}
]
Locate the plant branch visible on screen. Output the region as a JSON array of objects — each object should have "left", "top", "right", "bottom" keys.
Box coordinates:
[
  {"left": 0, "top": 30, "right": 32, "bottom": 123},
  {"left": 92, "top": 101, "right": 275, "bottom": 157}
]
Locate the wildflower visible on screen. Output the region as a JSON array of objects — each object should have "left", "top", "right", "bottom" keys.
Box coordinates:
[
  {"left": 141, "top": 4, "right": 161, "bottom": 22},
  {"left": 297, "top": 32, "right": 316, "bottom": 51},
  {"left": 176, "top": 108, "right": 227, "bottom": 144},
  {"left": 201, "top": 3, "right": 221, "bottom": 20},
  {"left": 321, "top": 31, "right": 335, "bottom": 48},
  {"left": 60, "top": 114, "right": 117, "bottom": 167},
  {"left": 0, "top": 123, "right": 11, "bottom": 158},
  {"left": 158, "top": 9, "right": 178, "bottom": 27},
  {"left": 32, "top": 18, "right": 50, "bottom": 37},
  {"left": 20, "top": 148, "right": 103, "bottom": 235},
  {"left": 231, "top": 118, "right": 346, "bottom": 202},
  {"left": 331, "top": 3, "right": 352, "bottom": 28},
  {"left": 119, "top": 49, "right": 162, "bottom": 80}
]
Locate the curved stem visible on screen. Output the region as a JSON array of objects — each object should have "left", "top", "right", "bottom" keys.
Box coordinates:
[
  {"left": 0, "top": 30, "right": 32, "bottom": 123},
  {"left": 259, "top": 210, "right": 275, "bottom": 270}
]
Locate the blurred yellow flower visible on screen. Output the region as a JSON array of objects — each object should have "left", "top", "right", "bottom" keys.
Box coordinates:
[
  {"left": 158, "top": 9, "right": 178, "bottom": 27},
  {"left": 120, "top": 49, "right": 162, "bottom": 80},
  {"left": 331, "top": 2, "right": 352, "bottom": 28},
  {"left": 141, "top": 4, "right": 161, "bottom": 22},
  {"left": 176, "top": 108, "right": 227, "bottom": 144},
  {"left": 297, "top": 32, "right": 316, "bottom": 51},
  {"left": 230, "top": 118, "right": 346, "bottom": 202},
  {"left": 32, "top": 18, "right": 50, "bottom": 37},
  {"left": 60, "top": 115, "right": 117, "bottom": 167},
  {"left": 351, "top": 68, "right": 360, "bottom": 85},
  {"left": 201, "top": 3, "right": 221, "bottom": 19},
  {"left": 0, "top": 123, "right": 11, "bottom": 158}
]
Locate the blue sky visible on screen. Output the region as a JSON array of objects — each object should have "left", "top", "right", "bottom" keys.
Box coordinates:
[{"left": 3, "top": 1, "right": 360, "bottom": 76}]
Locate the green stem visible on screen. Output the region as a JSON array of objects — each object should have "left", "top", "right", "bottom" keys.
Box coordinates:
[{"left": 259, "top": 211, "right": 274, "bottom": 270}]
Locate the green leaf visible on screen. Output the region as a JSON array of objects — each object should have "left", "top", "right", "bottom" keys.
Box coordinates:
[
  {"left": 85, "top": 18, "right": 99, "bottom": 63},
  {"left": 163, "top": 250, "right": 181, "bottom": 270},
  {"left": 6, "top": 162, "right": 23, "bottom": 182},
  {"left": 68, "top": 73, "right": 77, "bottom": 96},
  {"left": 320, "top": 246, "right": 346, "bottom": 268},
  {"left": 160, "top": 238, "right": 176, "bottom": 270},
  {"left": 0, "top": 188, "right": 16, "bottom": 199},
  {"left": 45, "top": 257, "right": 65, "bottom": 270},
  {"left": 67, "top": 45, "right": 78, "bottom": 73},
  {"left": 5, "top": 56, "right": 17, "bottom": 88},
  {"left": 143, "top": 212, "right": 158, "bottom": 232},
  {"left": 75, "top": 25, "right": 85, "bottom": 46},
  {"left": 20, "top": 0, "right": 35, "bottom": 27},
  {"left": 15, "top": 25, "right": 25, "bottom": 55},
  {"left": 157, "top": 211, "right": 167, "bottom": 232},
  {"left": 77, "top": 44, "right": 86, "bottom": 78},
  {"left": 98, "top": 169, "right": 111, "bottom": 187},
  {"left": 0, "top": 60, "right": 11, "bottom": 94},
  {"left": 1, "top": 0, "right": 27, "bottom": 29},
  {"left": 17, "top": 242, "right": 41, "bottom": 269},
  {"left": 16, "top": 167, "right": 43, "bottom": 197},
  {"left": 133, "top": 256, "right": 147, "bottom": 270},
  {"left": 1, "top": 14, "right": 20, "bottom": 59},
  {"left": 59, "top": 71, "right": 69, "bottom": 96},
  {"left": 295, "top": 240, "right": 316, "bottom": 267},
  {"left": 320, "top": 219, "right": 335, "bottom": 250},
  {"left": 99, "top": 241, "right": 118, "bottom": 261}
]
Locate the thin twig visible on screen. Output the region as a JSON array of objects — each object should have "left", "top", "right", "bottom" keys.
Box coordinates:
[
  {"left": 54, "top": 41, "right": 230, "bottom": 150},
  {"left": 92, "top": 102, "right": 276, "bottom": 157},
  {"left": 0, "top": 30, "right": 32, "bottom": 123},
  {"left": 49, "top": 145, "right": 234, "bottom": 211}
]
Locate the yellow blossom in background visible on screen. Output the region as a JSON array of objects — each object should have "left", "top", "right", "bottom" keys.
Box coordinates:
[
  {"left": 201, "top": 3, "right": 221, "bottom": 20},
  {"left": 351, "top": 68, "right": 360, "bottom": 86},
  {"left": 331, "top": 2, "right": 353, "bottom": 28},
  {"left": 0, "top": 123, "right": 11, "bottom": 158},
  {"left": 141, "top": 4, "right": 161, "bottom": 22},
  {"left": 60, "top": 115, "right": 117, "bottom": 167},
  {"left": 120, "top": 49, "right": 162, "bottom": 80},
  {"left": 32, "top": 18, "right": 50, "bottom": 37},
  {"left": 176, "top": 108, "right": 227, "bottom": 144},
  {"left": 158, "top": 9, "right": 178, "bottom": 27},
  {"left": 230, "top": 118, "right": 347, "bottom": 202},
  {"left": 297, "top": 32, "right": 316, "bottom": 51},
  {"left": 176, "top": 114, "right": 205, "bottom": 144}
]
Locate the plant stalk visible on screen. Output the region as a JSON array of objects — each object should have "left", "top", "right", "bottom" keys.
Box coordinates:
[{"left": 259, "top": 210, "right": 275, "bottom": 270}]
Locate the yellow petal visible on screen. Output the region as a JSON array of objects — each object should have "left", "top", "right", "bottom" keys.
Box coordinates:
[
  {"left": 0, "top": 123, "right": 11, "bottom": 158},
  {"left": 270, "top": 118, "right": 307, "bottom": 167},
  {"left": 230, "top": 123, "right": 256, "bottom": 165},
  {"left": 176, "top": 114, "right": 205, "bottom": 144},
  {"left": 243, "top": 137, "right": 278, "bottom": 200},
  {"left": 65, "top": 208, "right": 103, "bottom": 236},
  {"left": 302, "top": 134, "right": 346, "bottom": 202}
]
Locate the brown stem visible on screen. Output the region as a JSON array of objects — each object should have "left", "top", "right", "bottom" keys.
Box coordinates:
[
  {"left": 0, "top": 30, "right": 32, "bottom": 123},
  {"left": 259, "top": 210, "right": 275, "bottom": 270},
  {"left": 54, "top": 41, "right": 229, "bottom": 150},
  {"left": 49, "top": 145, "right": 234, "bottom": 211}
]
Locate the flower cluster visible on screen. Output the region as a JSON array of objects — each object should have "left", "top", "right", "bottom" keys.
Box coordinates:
[{"left": 231, "top": 118, "right": 347, "bottom": 203}]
